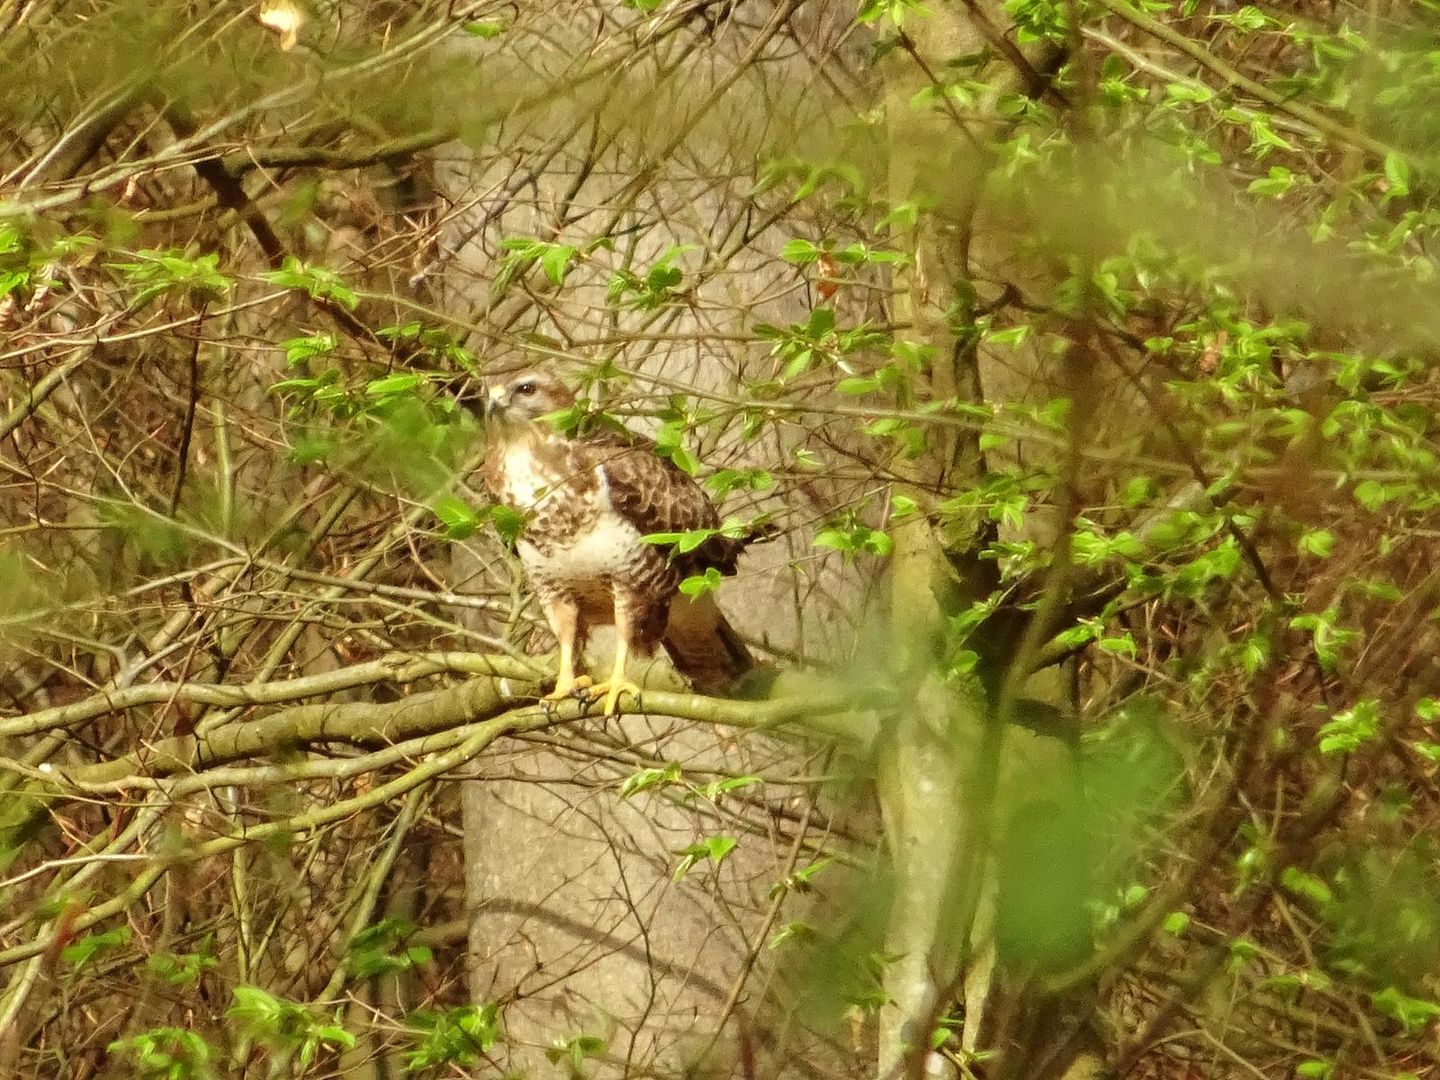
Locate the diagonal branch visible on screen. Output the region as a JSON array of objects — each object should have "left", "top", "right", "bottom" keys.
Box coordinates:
[{"left": 1092, "top": 0, "right": 1395, "bottom": 159}]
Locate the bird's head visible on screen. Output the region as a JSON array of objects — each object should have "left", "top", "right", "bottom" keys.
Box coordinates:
[{"left": 482, "top": 370, "right": 576, "bottom": 430}]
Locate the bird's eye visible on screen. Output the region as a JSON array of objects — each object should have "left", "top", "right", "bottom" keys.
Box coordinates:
[{"left": 514, "top": 381, "right": 537, "bottom": 396}]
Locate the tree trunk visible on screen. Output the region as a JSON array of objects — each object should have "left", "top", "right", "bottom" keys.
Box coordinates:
[{"left": 876, "top": 3, "right": 995, "bottom": 1070}]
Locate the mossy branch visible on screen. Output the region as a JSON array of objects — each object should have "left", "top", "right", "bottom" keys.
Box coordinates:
[
  {"left": 0, "top": 658, "right": 870, "bottom": 974},
  {"left": 0, "top": 654, "right": 872, "bottom": 870}
]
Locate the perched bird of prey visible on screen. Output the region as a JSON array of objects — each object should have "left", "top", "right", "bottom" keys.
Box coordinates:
[{"left": 478, "top": 370, "right": 761, "bottom": 714}]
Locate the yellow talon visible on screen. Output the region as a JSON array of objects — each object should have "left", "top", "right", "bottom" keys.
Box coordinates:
[
  {"left": 586, "top": 625, "right": 642, "bottom": 715},
  {"left": 587, "top": 679, "right": 642, "bottom": 716},
  {"left": 542, "top": 674, "right": 592, "bottom": 702}
]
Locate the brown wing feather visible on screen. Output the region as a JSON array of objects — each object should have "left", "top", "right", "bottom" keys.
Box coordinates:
[
  {"left": 479, "top": 444, "right": 503, "bottom": 501},
  {"left": 573, "top": 430, "right": 769, "bottom": 692},
  {"left": 572, "top": 433, "right": 750, "bottom": 575}
]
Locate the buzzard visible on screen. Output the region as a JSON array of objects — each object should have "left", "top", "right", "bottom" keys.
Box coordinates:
[{"left": 478, "top": 370, "right": 760, "bottom": 714}]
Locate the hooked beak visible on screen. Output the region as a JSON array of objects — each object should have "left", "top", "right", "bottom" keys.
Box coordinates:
[{"left": 482, "top": 383, "right": 506, "bottom": 421}]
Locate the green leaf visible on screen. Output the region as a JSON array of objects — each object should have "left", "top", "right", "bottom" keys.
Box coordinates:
[
  {"left": 813, "top": 523, "right": 893, "bottom": 558},
  {"left": 348, "top": 919, "right": 432, "bottom": 979},
  {"left": 667, "top": 443, "right": 700, "bottom": 476},
  {"left": 855, "top": 0, "right": 928, "bottom": 27},
  {"left": 1227, "top": 936, "right": 1260, "bottom": 972},
  {"left": 1248, "top": 166, "right": 1297, "bottom": 198},
  {"left": 699, "top": 775, "right": 762, "bottom": 800},
  {"left": 405, "top": 1004, "right": 500, "bottom": 1070},
  {"left": 806, "top": 307, "right": 836, "bottom": 338},
  {"left": 1098, "top": 634, "right": 1137, "bottom": 657},
  {"left": 108, "top": 1027, "right": 216, "bottom": 1077},
  {"left": 1384, "top": 152, "right": 1411, "bottom": 198},
  {"left": 228, "top": 985, "right": 355, "bottom": 1063},
  {"left": 837, "top": 376, "right": 881, "bottom": 395},
  {"left": 1297, "top": 529, "right": 1335, "bottom": 557},
  {"left": 705, "top": 468, "right": 773, "bottom": 497},
  {"left": 1162, "top": 911, "right": 1190, "bottom": 936},
  {"left": 490, "top": 505, "right": 526, "bottom": 546},
  {"left": 1352, "top": 478, "right": 1389, "bottom": 512},
  {"left": 864, "top": 417, "right": 906, "bottom": 437},
  {"left": 672, "top": 835, "right": 738, "bottom": 881},
  {"left": 270, "top": 376, "right": 319, "bottom": 395},
  {"left": 0, "top": 268, "right": 29, "bottom": 297},
  {"left": 547, "top": 1033, "right": 608, "bottom": 1072},
  {"left": 1289, "top": 608, "right": 1359, "bottom": 672},
  {"left": 889, "top": 494, "right": 919, "bottom": 520},
  {"left": 112, "top": 248, "right": 232, "bottom": 309},
  {"left": 287, "top": 434, "right": 334, "bottom": 465},
  {"left": 619, "top": 763, "right": 682, "bottom": 798},
  {"left": 643, "top": 527, "right": 716, "bottom": 554},
  {"left": 365, "top": 373, "right": 425, "bottom": 397},
  {"left": 376, "top": 321, "right": 423, "bottom": 341},
  {"left": 1411, "top": 741, "right": 1440, "bottom": 763},
  {"left": 768, "top": 920, "right": 817, "bottom": 949},
  {"left": 1164, "top": 82, "right": 1213, "bottom": 104},
  {"left": 1280, "top": 866, "right": 1334, "bottom": 906},
  {"left": 771, "top": 858, "right": 833, "bottom": 900},
  {"left": 985, "top": 325, "right": 1030, "bottom": 347},
  {"left": 282, "top": 332, "right": 338, "bottom": 368},
  {"left": 260, "top": 255, "right": 358, "bottom": 309},
  {"left": 678, "top": 567, "right": 723, "bottom": 598},
  {"left": 432, "top": 495, "right": 482, "bottom": 540},
  {"left": 499, "top": 237, "right": 578, "bottom": 285},
  {"left": 1247, "top": 113, "right": 1295, "bottom": 153},
  {"left": 1371, "top": 986, "right": 1440, "bottom": 1034},
  {"left": 1211, "top": 4, "right": 1270, "bottom": 31},
  {"left": 146, "top": 947, "right": 217, "bottom": 985},
  {"left": 781, "top": 238, "right": 821, "bottom": 263},
  {"left": 1317, "top": 700, "right": 1380, "bottom": 755},
  {"left": 313, "top": 1024, "right": 355, "bottom": 1048},
  {"left": 540, "top": 244, "right": 576, "bottom": 284},
  {"left": 63, "top": 927, "right": 131, "bottom": 970},
  {"left": 1241, "top": 632, "right": 1270, "bottom": 674}
]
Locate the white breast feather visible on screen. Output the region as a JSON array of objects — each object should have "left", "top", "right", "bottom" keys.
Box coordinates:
[
  {"left": 500, "top": 445, "right": 554, "bottom": 510},
  {"left": 533, "top": 514, "right": 644, "bottom": 581},
  {"left": 505, "top": 448, "right": 642, "bottom": 592}
]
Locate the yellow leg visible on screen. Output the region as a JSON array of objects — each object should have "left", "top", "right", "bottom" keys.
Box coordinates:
[
  {"left": 541, "top": 599, "right": 591, "bottom": 701},
  {"left": 586, "top": 602, "right": 642, "bottom": 715}
]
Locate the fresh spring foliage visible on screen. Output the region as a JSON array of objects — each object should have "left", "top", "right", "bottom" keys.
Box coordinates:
[{"left": 6, "top": 0, "right": 1440, "bottom": 1077}]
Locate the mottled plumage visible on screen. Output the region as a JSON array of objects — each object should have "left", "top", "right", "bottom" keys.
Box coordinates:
[{"left": 478, "top": 370, "right": 756, "bottom": 712}]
